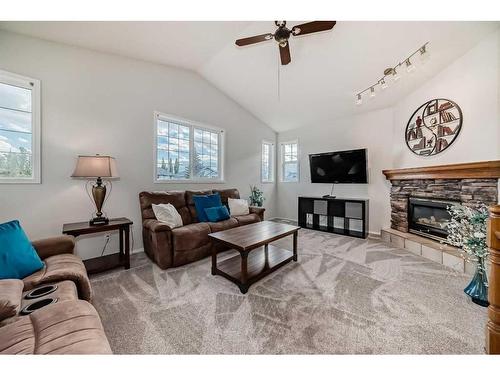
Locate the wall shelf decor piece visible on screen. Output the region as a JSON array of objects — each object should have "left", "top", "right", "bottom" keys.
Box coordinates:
[{"left": 405, "top": 98, "right": 463, "bottom": 156}]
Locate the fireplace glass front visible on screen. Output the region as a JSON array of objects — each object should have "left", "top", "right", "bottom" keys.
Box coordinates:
[{"left": 408, "top": 197, "right": 459, "bottom": 241}]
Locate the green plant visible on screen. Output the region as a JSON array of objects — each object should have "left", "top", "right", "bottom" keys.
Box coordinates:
[
  {"left": 249, "top": 185, "right": 264, "bottom": 207},
  {"left": 446, "top": 203, "right": 489, "bottom": 274}
]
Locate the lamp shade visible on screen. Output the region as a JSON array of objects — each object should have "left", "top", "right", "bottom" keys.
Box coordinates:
[{"left": 71, "top": 155, "right": 119, "bottom": 178}]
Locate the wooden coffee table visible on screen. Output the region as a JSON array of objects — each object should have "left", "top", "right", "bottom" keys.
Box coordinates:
[{"left": 208, "top": 221, "right": 299, "bottom": 294}]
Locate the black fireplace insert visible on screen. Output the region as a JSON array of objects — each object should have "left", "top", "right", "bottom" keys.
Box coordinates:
[{"left": 408, "top": 197, "right": 459, "bottom": 241}]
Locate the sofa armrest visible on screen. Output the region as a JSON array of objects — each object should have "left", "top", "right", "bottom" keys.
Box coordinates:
[
  {"left": 249, "top": 206, "right": 265, "bottom": 220},
  {"left": 143, "top": 219, "right": 173, "bottom": 233},
  {"left": 31, "top": 235, "right": 75, "bottom": 260}
]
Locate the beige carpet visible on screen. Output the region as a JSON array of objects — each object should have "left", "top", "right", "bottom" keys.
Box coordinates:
[{"left": 90, "top": 228, "right": 487, "bottom": 354}]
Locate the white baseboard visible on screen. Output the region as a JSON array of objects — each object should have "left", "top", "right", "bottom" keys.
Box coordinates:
[{"left": 131, "top": 247, "right": 144, "bottom": 254}]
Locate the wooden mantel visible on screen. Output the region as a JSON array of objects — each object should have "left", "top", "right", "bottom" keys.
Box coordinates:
[{"left": 383, "top": 160, "right": 500, "bottom": 180}]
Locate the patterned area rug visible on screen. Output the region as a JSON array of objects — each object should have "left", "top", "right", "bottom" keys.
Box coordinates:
[{"left": 91, "top": 229, "right": 487, "bottom": 354}]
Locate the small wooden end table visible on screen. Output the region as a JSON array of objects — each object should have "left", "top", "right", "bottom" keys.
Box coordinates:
[
  {"left": 208, "top": 221, "right": 299, "bottom": 294},
  {"left": 62, "top": 217, "right": 133, "bottom": 274}
]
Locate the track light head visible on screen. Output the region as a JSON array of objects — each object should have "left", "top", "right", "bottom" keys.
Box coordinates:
[
  {"left": 380, "top": 78, "right": 388, "bottom": 90},
  {"left": 356, "top": 94, "right": 362, "bottom": 105},
  {"left": 369, "top": 86, "right": 376, "bottom": 98},
  {"left": 406, "top": 58, "right": 416, "bottom": 73}
]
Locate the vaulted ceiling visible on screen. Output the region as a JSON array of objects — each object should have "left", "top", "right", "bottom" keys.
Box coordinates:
[{"left": 1, "top": 21, "right": 498, "bottom": 132}]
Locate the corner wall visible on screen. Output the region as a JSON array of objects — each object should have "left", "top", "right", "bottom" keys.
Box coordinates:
[{"left": 276, "top": 29, "right": 500, "bottom": 233}]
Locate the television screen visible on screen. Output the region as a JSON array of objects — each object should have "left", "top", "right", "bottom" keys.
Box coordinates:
[{"left": 309, "top": 148, "right": 367, "bottom": 183}]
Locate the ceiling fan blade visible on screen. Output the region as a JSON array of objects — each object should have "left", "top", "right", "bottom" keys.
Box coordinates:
[
  {"left": 235, "top": 33, "right": 274, "bottom": 46},
  {"left": 279, "top": 43, "right": 291, "bottom": 65},
  {"left": 291, "top": 21, "right": 336, "bottom": 36}
]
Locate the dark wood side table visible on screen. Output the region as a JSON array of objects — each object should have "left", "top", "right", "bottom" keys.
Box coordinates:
[{"left": 62, "top": 217, "right": 133, "bottom": 274}]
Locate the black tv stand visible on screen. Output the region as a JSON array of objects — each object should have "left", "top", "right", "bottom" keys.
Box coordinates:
[{"left": 298, "top": 196, "right": 369, "bottom": 239}]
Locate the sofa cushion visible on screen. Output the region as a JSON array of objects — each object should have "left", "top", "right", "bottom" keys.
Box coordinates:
[
  {"left": 0, "top": 300, "right": 112, "bottom": 354},
  {"left": 205, "top": 205, "right": 230, "bottom": 222},
  {"left": 139, "top": 191, "right": 191, "bottom": 225},
  {"left": 0, "top": 220, "right": 44, "bottom": 279},
  {"left": 152, "top": 203, "right": 183, "bottom": 228},
  {"left": 228, "top": 198, "right": 250, "bottom": 216},
  {"left": 234, "top": 213, "right": 262, "bottom": 226},
  {"left": 207, "top": 217, "right": 239, "bottom": 233},
  {"left": 23, "top": 254, "right": 92, "bottom": 302},
  {"left": 185, "top": 190, "right": 214, "bottom": 222},
  {"left": 193, "top": 193, "right": 222, "bottom": 222},
  {"left": 0, "top": 279, "right": 23, "bottom": 321},
  {"left": 171, "top": 222, "right": 211, "bottom": 251}
]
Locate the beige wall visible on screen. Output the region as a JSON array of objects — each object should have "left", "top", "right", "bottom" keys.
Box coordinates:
[{"left": 0, "top": 30, "right": 277, "bottom": 259}]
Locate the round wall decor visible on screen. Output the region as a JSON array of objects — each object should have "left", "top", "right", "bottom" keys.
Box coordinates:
[{"left": 405, "top": 98, "right": 462, "bottom": 156}]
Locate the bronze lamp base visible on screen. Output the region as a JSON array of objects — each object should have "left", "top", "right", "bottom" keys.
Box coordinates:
[{"left": 90, "top": 177, "right": 109, "bottom": 225}]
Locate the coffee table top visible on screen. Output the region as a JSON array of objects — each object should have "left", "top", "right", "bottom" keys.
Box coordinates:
[{"left": 208, "top": 220, "right": 299, "bottom": 251}]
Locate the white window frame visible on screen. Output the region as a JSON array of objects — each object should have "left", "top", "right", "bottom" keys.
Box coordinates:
[
  {"left": 153, "top": 111, "right": 225, "bottom": 184},
  {"left": 261, "top": 140, "right": 275, "bottom": 183},
  {"left": 279, "top": 139, "right": 300, "bottom": 183},
  {"left": 0, "top": 70, "right": 41, "bottom": 184}
]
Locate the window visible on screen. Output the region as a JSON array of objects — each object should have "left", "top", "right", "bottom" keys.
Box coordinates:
[
  {"left": 280, "top": 140, "right": 299, "bottom": 182},
  {"left": 155, "top": 112, "right": 224, "bottom": 182},
  {"left": 261, "top": 141, "right": 275, "bottom": 183},
  {"left": 0, "top": 70, "right": 40, "bottom": 183}
]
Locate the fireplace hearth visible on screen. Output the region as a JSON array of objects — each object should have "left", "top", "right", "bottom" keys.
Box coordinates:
[{"left": 408, "top": 197, "right": 458, "bottom": 241}]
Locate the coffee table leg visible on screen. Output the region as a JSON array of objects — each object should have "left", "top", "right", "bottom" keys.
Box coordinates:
[
  {"left": 293, "top": 231, "right": 298, "bottom": 262},
  {"left": 240, "top": 251, "right": 249, "bottom": 293},
  {"left": 211, "top": 246, "right": 217, "bottom": 275}
]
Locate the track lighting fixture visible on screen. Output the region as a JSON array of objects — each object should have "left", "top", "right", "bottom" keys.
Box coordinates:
[
  {"left": 380, "top": 77, "right": 388, "bottom": 90},
  {"left": 392, "top": 67, "right": 401, "bottom": 81},
  {"left": 356, "top": 94, "right": 362, "bottom": 105},
  {"left": 405, "top": 58, "right": 415, "bottom": 73},
  {"left": 355, "top": 42, "right": 429, "bottom": 106},
  {"left": 419, "top": 44, "right": 429, "bottom": 64}
]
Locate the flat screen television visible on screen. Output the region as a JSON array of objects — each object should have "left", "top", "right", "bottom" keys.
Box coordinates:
[{"left": 309, "top": 148, "right": 367, "bottom": 183}]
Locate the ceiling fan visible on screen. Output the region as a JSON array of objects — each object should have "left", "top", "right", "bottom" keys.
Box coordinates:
[{"left": 235, "top": 21, "right": 336, "bottom": 65}]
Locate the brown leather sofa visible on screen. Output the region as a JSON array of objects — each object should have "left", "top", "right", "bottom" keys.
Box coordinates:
[
  {"left": 139, "top": 188, "right": 265, "bottom": 269},
  {"left": 0, "top": 235, "right": 112, "bottom": 354}
]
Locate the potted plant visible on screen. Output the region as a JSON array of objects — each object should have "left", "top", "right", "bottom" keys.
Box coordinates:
[
  {"left": 446, "top": 203, "right": 490, "bottom": 307},
  {"left": 249, "top": 185, "right": 265, "bottom": 207}
]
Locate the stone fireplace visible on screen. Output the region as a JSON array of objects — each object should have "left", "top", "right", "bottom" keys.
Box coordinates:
[
  {"left": 380, "top": 161, "right": 500, "bottom": 274},
  {"left": 383, "top": 161, "right": 499, "bottom": 237},
  {"left": 389, "top": 178, "right": 498, "bottom": 234}
]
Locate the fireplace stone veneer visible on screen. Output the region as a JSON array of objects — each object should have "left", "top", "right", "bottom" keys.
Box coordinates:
[{"left": 389, "top": 178, "right": 498, "bottom": 233}]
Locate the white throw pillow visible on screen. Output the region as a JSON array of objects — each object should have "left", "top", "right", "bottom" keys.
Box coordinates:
[
  {"left": 228, "top": 198, "right": 249, "bottom": 216},
  {"left": 152, "top": 203, "right": 183, "bottom": 228}
]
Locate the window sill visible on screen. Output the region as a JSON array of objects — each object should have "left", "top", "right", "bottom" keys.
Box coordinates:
[
  {"left": 0, "top": 178, "right": 41, "bottom": 184},
  {"left": 154, "top": 179, "right": 226, "bottom": 184}
]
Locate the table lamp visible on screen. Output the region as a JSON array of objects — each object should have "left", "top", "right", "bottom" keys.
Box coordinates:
[{"left": 71, "top": 155, "right": 119, "bottom": 225}]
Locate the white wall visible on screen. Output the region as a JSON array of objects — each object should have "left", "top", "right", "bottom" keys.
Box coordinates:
[
  {"left": 0, "top": 31, "right": 277, "bottom": 259},
  {"left": 276, "top": 108, "right": 394, "bottom": 234},
  {"left": 276, "top": 29, "right": 500, "bottom": 233},
  {"left": 393, "top": 29, "right": 500, "bottom": 168}
]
